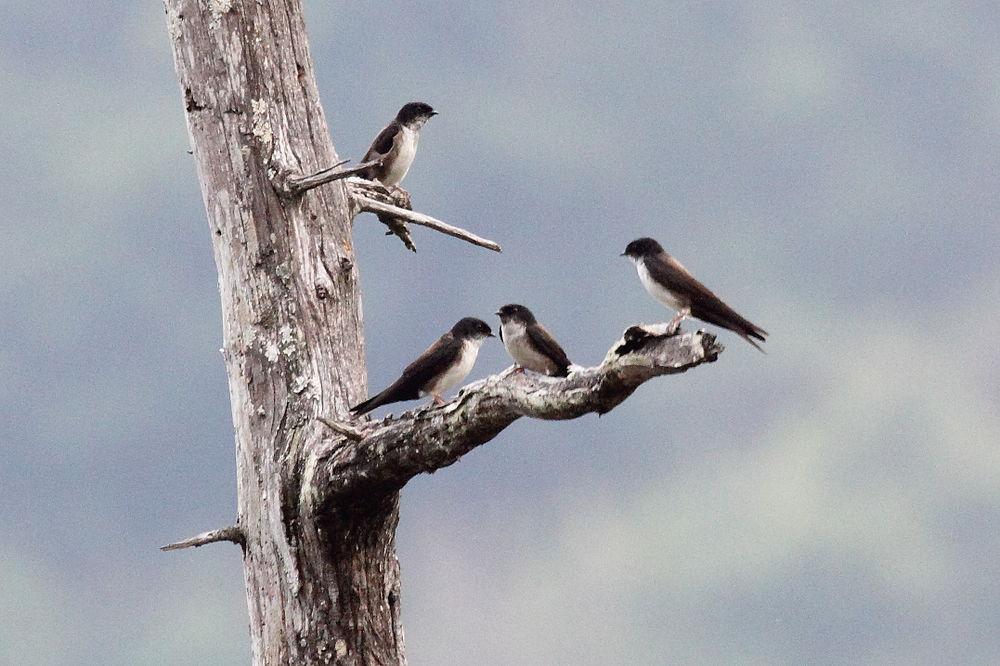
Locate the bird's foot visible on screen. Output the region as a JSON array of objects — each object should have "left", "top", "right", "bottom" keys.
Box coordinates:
[
  {"left": 666, "top": 309, "right": 689, "bottom": 336},
  {"left": 388, "top": 185, "right": 412, "bottom": 209},
  {"left": 432, "top": 394, "right": 446, "bottom": 406}
]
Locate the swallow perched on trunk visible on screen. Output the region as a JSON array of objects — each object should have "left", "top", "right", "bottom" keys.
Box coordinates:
[
  {"left": 622, "top": 237, "right": 768, "bottom": 351},
  {"left": 359, "top": 102, "right": 437, "bottom": 187},
  {"left": 350, "top": 317, "right": 494, "bottom": 416},
  {"left": 495, "top": 304, "right": 572, "bottom": 377}
]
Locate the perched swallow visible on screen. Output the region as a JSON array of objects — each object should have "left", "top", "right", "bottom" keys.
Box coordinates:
[
  {"left": 350, "top": 317, "right": 493, "bottom": 415},
  {"left": 359, "top": 102, "right": 437, "bottom": 187},
  {"left": 622, "top": 237, "right": 768, "bottom": 351},
  {"left": 495, "top": 304, "right": 572, "bottom": 377}
]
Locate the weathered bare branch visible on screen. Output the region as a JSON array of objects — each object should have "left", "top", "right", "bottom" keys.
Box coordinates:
[
  {"left": 346, "top": 178, "right": 502, "bottom": 252},
  {"left": 304, "top": 328, "right": 721, "bottom": 508},
  {"left": 356, "top": 197, "right": 502, "bottom": 252},
  {"left": 346, "top": 179, "right": 417, "bottom": 251},
  {"left": 161, "top": 525, "right": 245, "bottom": 552},
  {"left": 275, "top": 158, "right": 383, "bottom": 197},
  {"left": 346, "top": 176, "right": 411, "bottom": 205}
]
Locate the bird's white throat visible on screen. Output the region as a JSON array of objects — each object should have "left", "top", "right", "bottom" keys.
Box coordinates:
[
  {"left": 402, "top": 116, "right": 430, "bottom": 131},
  {"left": 499, "top": 319, "right": 527, "bottom": 344}
]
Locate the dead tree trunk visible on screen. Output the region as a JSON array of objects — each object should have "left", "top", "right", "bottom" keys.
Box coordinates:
[
  {"left": 163, "top": 1, "right": 399, "bottom": 662},
  {"left": 161, "top": 2, "right": 721, "bottom": 664}
]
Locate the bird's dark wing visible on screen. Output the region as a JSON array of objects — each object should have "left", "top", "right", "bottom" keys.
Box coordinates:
[
  {"left": 396, "top": 333, "right": 463, "bottom": 392},
  {"left": 362, "top": 121, "right": 401, "bottom": 164},
  {"left": 351, "top": 333, "right": 462, "bottom": 414},
  {"left": 643, "top": 253, "right": 713, "bottom": 304},
  {"left": 526, "top": 324, "right": 572, "bottom": 376},
  {"left": 648, "top": 252, "right": 768, "bottom": 351}
]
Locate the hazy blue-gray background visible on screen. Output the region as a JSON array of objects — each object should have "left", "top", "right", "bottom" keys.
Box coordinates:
[{"left": 3, "top": 1, "right": 999, "bottom": 663}]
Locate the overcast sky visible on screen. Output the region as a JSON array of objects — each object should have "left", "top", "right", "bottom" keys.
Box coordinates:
[{"left": 3, "top": 1, "right": 1000, "bottom": 664}]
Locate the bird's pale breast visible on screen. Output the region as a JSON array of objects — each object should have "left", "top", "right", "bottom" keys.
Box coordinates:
[
  {"left": 383, "top": 126, "right": 418, "bottom": 186},
  {"left": 501, "top": 321, "right": 558, "bottom": 375},
  {"left": 422, "top": 338, "right": 480, "bottom": 395},
  {"left": 637, "top": 259, "right": 686, "bottom": 311}
]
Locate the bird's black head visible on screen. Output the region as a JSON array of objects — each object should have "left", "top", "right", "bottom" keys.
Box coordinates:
[
  {"left": 621, "top": 237, "right": 664, "bottom": 259},
  {"left": 495, "top": 303, "right": 537, "bottom": 325},
  {"left": 396, "top": 102, "right": 437, "bottom": 126},
  {"left": 451, "top": 317, "right": 494, "bottom": 340}
]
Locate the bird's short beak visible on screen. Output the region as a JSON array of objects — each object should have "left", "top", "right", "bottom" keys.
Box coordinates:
[
  {"left": 430, "top": 111, "right": 439, "bottom": 116},
  {"left": 494, "top": 311, "right": 502, "bottom": 316},
  {"left": 619, "top": 252, "right": 627, "bottom": 257},
  {"left": 488, "top": 332, "right": 496, "bottom": 337}
]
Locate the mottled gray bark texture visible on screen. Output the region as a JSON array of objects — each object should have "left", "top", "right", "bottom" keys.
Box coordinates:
[{"left": 162, "top": 1, "right": 721, "bottom": 664}]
